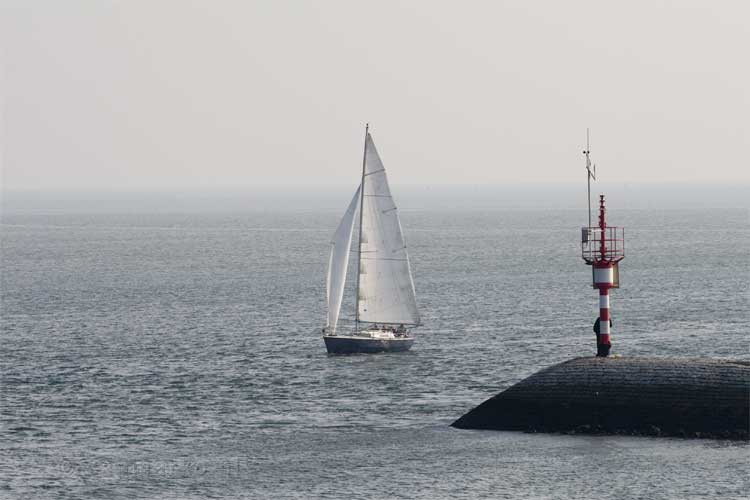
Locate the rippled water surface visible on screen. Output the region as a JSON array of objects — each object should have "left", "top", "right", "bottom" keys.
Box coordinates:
[{"left": 1, "top": 208, "right": 748, "bottom": 499}]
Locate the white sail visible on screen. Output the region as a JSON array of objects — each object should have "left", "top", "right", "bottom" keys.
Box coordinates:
[
  {"left": 326, "top": 186, "right": 360, "bottom": 333},
  {"left": 357, "top": 134, "right": 420, "bottom": 326}
]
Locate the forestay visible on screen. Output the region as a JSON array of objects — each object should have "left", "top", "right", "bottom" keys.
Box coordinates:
[
  {"left": 357, "top": 134, "right": 420, "bottom": 326},
  {"left": 326, "top": 186, "right": 360, "bottom": 333}
]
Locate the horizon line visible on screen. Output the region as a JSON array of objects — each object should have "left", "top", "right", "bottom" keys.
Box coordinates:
[{"left": 3, "top": 180, "right": 749, "bottom": 194}]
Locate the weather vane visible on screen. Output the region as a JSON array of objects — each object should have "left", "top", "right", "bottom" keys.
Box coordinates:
[{"left": 584, "top": 128, "right": 596, "bottom": 228}]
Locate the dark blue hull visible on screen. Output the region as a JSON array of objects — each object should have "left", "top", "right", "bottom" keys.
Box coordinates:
[{"left": 323, "top": 335, "right": 414, "bottom": 354}]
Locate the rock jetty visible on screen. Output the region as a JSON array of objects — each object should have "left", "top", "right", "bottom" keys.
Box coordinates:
[{"left": 452, "top": 357, "right": 749, "bottom": 440}]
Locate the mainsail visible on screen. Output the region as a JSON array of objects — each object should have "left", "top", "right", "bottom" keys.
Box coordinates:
[
  {"left": 356, "top": 134, "right": 420, "bottom": 326},
  {"left": 326, "top": 186, "right": 360, "bottom": 333}
]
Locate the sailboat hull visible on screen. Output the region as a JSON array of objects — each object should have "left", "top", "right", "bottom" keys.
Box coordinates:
[{"left": 323, "top": 335, "right": 414, "bottom": 354}]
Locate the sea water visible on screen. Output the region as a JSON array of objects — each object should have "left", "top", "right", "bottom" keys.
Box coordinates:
[{"left": 1, "top": 207, "right": 748, "bottom": 499}]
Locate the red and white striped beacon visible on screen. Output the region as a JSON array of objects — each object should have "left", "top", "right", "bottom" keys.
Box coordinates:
[{"left": 581, "top": 131, "right": 624, "bottom": 357}]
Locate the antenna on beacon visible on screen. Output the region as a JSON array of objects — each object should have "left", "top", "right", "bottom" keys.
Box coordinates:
[{"left": 584, "top": 128, "right": 596, "bottom": 229}]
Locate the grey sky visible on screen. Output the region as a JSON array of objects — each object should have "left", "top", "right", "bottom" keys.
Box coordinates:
[{"left": 1, "top": 1, "right": 748, "bottom": 191}]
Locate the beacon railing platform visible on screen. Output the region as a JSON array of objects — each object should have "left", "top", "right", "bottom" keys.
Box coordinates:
[{"left": 581, "top": 226, "right": 625, "bottom": 264}]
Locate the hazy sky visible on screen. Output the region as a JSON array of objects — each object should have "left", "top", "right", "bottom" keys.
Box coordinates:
[{"left": 1, "top": 1, "right": 748, "bottom": 191}]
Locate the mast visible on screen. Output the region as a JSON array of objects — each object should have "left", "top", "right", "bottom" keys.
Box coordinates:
[{"left": 354, "top": 123, "right": 368, "bottom": 332}]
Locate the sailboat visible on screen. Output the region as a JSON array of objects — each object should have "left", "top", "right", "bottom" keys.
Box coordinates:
[{"left": 322, "top": 125, "right": 421, "bottom": 354}]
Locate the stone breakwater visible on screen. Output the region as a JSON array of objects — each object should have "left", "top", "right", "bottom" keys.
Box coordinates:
[{"left": 452, "top": 357, "right": 749, "bottom": 440}]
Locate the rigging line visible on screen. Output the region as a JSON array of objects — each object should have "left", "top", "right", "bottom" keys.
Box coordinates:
[
  {"left": 359, "top": 257, "right": 408, "bottom": 261},
  {"left": 340, "top": 323, "right": 418, "bottom": 329},
  {"left": 384, "top": 194, "right": 408, "bottom": 316},
  {"left": 396, "top": 203, "right": 419, "bottom": 324},
  {"left": 361, "top": 321, "right": 418, "bottom": 327}
]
